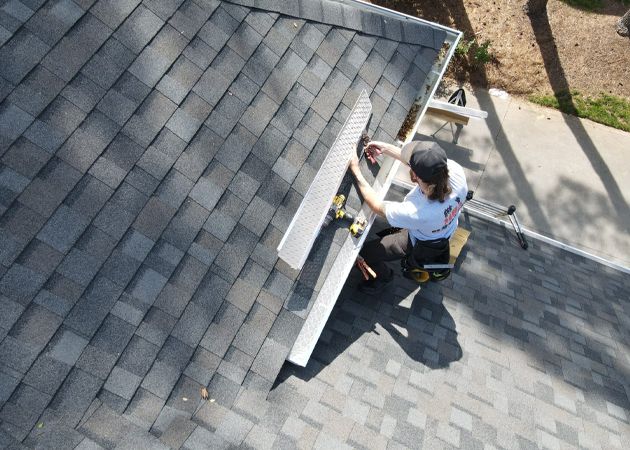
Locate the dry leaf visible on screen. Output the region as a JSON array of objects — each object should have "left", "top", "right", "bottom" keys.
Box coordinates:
[
  {"left": 201, "top": 388, "right": 209, "bottom": 399},
  {"left": 210, "top": 399, "right": 215, "bottom": 403},
  {"left": 183, "top": 397, "right": 188, "bottom": 402},
  {"left": 294, "top": 23, "right": 297, "bottom": 27},
  {"left": 38, "top": 423, "right": 43, "bottom": 428}
]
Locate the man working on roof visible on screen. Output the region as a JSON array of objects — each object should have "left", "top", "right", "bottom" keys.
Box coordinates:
[{"left": 348, "top": 140, "right": 468, "bottom": 293}]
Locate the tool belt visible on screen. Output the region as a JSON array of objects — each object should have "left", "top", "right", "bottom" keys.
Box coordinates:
[{"left": 401, "top": 236, "right": 451, "bottom": 283}]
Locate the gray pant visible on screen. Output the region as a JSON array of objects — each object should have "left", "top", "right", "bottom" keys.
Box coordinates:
[{"left": 359, "top": 228, "right": 413, "bottom": 279}]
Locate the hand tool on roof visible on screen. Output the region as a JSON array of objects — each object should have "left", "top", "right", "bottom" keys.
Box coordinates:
[{"left": 356, "top": 255, "right": 376, "bottom": 280}]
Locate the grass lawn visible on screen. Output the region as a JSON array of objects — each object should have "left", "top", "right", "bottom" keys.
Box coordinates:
[{"left": 529, "top": 90, "right": 630, "bottom": 132}]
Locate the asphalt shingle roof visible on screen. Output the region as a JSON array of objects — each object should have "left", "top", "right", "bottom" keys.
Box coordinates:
[
  {"left": 0, "top": 0, "right": 455, "bottom": 445},
  {"left": 4, "top": 0, "right": 628, "bottom": 446}
]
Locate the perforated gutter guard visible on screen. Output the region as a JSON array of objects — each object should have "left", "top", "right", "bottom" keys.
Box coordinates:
[
  {"left": 277, "top": 91, "right": 372, "bottom": 270},
  {"left": 286, "top": 3, "right": 462, "bottom": 367}
]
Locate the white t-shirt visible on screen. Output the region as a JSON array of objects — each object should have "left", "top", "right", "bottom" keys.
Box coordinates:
[{"left": 385, "top": 160, "right": 468, "bottom": 244}]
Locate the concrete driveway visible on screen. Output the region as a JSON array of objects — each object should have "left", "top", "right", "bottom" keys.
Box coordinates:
[{"left": 414, "top": 87, "right": 630, "bottom": 269}]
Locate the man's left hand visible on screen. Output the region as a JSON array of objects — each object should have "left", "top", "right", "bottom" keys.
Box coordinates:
[{"left": 349, "top": 150, "right": 360, "bottom": 173}]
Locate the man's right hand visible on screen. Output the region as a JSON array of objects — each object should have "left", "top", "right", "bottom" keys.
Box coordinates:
[{"left": 364, "top": 142, "right": 384, "bottom": 164}]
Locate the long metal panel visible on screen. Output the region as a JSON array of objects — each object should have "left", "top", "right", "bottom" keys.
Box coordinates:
[
  {"left": 277, "top": 90, "right": 372, "bottom": 270},
  {"left": 287, "top": 152, "right": 398, "bottom": 367}
]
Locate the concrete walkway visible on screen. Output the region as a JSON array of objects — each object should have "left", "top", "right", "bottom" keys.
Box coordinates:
[{"left": 414, "top": 87, "right": 630, "bottom": 269}]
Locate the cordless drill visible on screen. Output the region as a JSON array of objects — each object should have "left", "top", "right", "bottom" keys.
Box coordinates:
[{"left": 323, "top": 195, "right": 367, "bottom": 237}]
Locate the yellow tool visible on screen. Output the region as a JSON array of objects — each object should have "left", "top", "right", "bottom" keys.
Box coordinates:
[
  {"left": 323, "top": 195, "right": 367, "bottom": 237},
  {"left": 349, "top": 217, "right": 367, "bottom": 237},
  {"left": 323, "top": 195, "right": 352, "bottom": 226}
]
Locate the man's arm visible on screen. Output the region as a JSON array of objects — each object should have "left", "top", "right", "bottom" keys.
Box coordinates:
[
  {"left": 365, "top": 141, "right": 408, "bottom": 166},
  {"left": 348, "top": 152, "right": 389, "bottom": 217}
]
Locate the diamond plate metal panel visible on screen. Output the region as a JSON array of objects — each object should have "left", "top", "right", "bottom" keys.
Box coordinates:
[
  {"left": 287, "top": 151, "right": 397, "bottom": 367},
  {"left": 287, "top": 231, "right": 361, "bottom": 366},
  {"left": 277, "top": 90, "right": 372, "bottom": 270}
]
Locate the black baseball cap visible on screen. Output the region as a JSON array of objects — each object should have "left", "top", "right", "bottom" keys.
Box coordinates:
[{"left": 401, "top": 141, "right": 448, "bottom": 181}]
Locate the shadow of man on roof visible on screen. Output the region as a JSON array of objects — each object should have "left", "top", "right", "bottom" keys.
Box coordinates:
[{"left": 275, "top": 245, "right": 465, "bottom": 389}]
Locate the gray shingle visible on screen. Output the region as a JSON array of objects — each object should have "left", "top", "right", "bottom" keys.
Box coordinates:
[
  {"left": 197, "top": 5, "right": 238, "bottom": 52},
  {"left": 164, "top": 375, "right": 205, "bottom": 418},
  {"left": 169, "top": 254, "right": 208, "bottom": 296},
  {"left": 1, "top": 383, "right": 52, "bottom": 432},
  {"left": 200, "top": 302, "right": 245, "bottom": 357},
  {"left": 316, "top": 29, "right": 347, "bottom": 68},
  {"left": 7, "top": 65, "right": 65, "bottom": 117},
  {"left": 0, "top": 102, "right": 34, "bottom": 142},
  {"left": 136, "top": 308, "right": 177, "bottom": 346},
  {"left": 239, "top": 91, "right": 280, "bottom": 138},
  {"left": 56, "top": 248, "right": 102, "bottom": 287},
  {"left": 245, "top": 9, "right": 275, "bottom": 35},
  {"left": 290, "top": 23, "right": 325, "bottom": 62},
  {"left": 225, "top": 170, "right": 258, "bottom": 207},
  {"left": 189, "top": 176, "right": 223, "bottom": 212},
  {"left": 0, "top": 28, "right": 50, "bottom": 84},
  {"left": 191, "top": 270, "right": 231, "bottom": 314},
  {"left": 0, "top": 335, "right": 40, "bottom": 374},
  {"left": 110, "top": 299, "right": 145, "bottom": 326},
  {"left": 140, "top": 360, "right": 181, "bottom": 400},
  {"left": 91, "top": 314, "right": 135, "bottom": 356},
  {"left": 48, "top": 367, "right": 103, "bottom": 427},
  {"left": 262, "top": 22, "right": 292, "bottom": 58},
  {"left": 169, "top": 0, "right": 213, "bottom": 39},
  {"left": 104, "top": 366, "right": 142, "bottom": 400},
  {"left": 188, "top": 230, "right": 223, "bottom": 266},
  {"left": 2, "top": 137, "right": 50, "bottom": 180},
  {"left": 159, "top": 414, "right": 197, "bottom": 449},
  {"left": 1, "top": 201, "right": 47, "bottom": 244},
  {"left": 64, "top": 174, "right": 114, "bottom": 219},
  {"left": 60, "top": 73, "right": 106, "bottom": 113},
  {"left": 114, "top": 5, "right": 163, "bottom": 54},
  {"left": 42, "top": 14, "right": 113, "bottom": 83},
  {"left": 124, "top": 387, "right": 166, "bottom": 428},
  {"left": 170, "top": 301, "right": 215, "bottom": 347},
  {"left": 183, "top": 36, "right": 218, "bottom": 71},
  {"left": 116, "top": 334, "right": 158, "bottom": 378},
  {"left": 214, "top": 124, "right": 257, "bottom": 172},
  {"left": 205, "top": 93, "right": 247, "bottom": 138},
  {"left": 250, "top": 338, "right": 289, "bottom": 382},
  {"left": 286, "top": 83, "right": 316, "bottom": 115},
  {"left": 262, "top": 50, "right": 307, "bottom": 104},
  {"left": 38, "top": 205, "right": 89, "bottom": 253},
  {"left": 228, "top": 22, "right": 263, "bottom": 60},
  {"left": 22, "top": 353, "right": 71, "bottom": 397},
  {"left": 144, "top": 238, "right": 185, "bottom": 279},
  {"left": 128, "top": 265, "right": 168, "bottom": 304},
  {"left": 337, "top": 42, "right": 369, "bottom": 80},
  {"left": 193, "top": 47, "right": 245, "bottom": 106},
  {"left": 257, "top": 171, "right": 290, "bottom": 209},
  {"left": 268, "top": 309, "right": 304, "bottom": 348},
  {"left": 271, "top": 100, "right": 304, "bottom": 138},
  {"left": 311, "top": 69, "right": 352, "bottom": 121},
  {"left": 206, "top": 373, "right": 241, "bottom": 408},
  {"left": 132, "top": 197, "right": 177, "bottom": 241},
  {"left": 100, "top": 249, "right": 141, "bottom": 287}
]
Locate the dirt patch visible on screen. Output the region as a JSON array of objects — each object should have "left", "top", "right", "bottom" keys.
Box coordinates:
[{"left": 372, "top": 0, "right": 630, "bottom": 100}]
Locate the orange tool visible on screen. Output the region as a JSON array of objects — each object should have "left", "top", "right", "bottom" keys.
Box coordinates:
[{"left": 356, "top": 256, "right": 376, "bottom": 280}]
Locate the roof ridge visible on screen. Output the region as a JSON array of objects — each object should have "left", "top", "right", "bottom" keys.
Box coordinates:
[{"left": 222, "top": 0, "right": 446, "bottom": 50}]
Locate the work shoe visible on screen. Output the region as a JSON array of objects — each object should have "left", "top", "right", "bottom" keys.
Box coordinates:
[{"left": 358, "top": 269, "right": 394, "bottom": 294}]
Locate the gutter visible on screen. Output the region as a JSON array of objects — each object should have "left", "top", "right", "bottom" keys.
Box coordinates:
[{"left": 286, "top": 7, "right": 462, "bottom": 367}]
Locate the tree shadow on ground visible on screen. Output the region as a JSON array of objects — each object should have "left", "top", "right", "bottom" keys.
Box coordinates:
[{"left": 529, "top": 11, "right": 630, "bottom": 228}]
